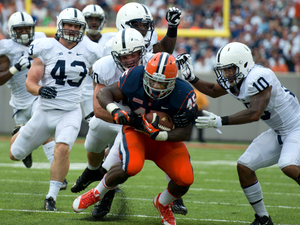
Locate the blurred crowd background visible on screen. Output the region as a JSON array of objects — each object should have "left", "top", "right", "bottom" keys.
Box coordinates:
[{"left": 1, "top": 0, "right": 300, "bottom": 74}]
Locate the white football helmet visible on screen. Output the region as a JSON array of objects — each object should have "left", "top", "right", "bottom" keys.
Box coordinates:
[
  {"left": 143, "top": 52, "right": 178, "bottom": 100},
  {"left": 214, "top": 42, "right": 255, "bottom": 90},
  {"left": 82, "top": 4, "right": 106, "bottom": 35},
  {"left": 116, "top": 2, "right": 154, "bottom": 47},
  {"left": 56, "top": 8, "right": 86, "bottom": 42},
  {"left": 111, "top": 28, "right": 146, "bottom": 72},
  {"left": 7, "top": 12, "right": 35, "bottom": 45}
]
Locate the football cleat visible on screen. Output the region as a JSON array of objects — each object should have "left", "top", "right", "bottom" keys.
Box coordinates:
[
  {"left": 73, "top": 188, "right": 101, "bottom": 213},
  {"left": 11, "top": 124, "right": 24, "bottom": 136},
  {"left": 92, "top": 189, "right": 116, "bottom": 219},
  {"left": 22, "top": 153, "right": 32, "bottom": 168},
  {"left": 250, "top": 214, "right": 273, "bottom": 225},
  {"left": 44, "top": 197, "right": 58, "bottom": 211},
  {"left": 71, "top": 167, "right": 104, "bottom": 193},
  {"left": 172, "top": 198, "right": 188, "bottom": 215},
  {"left": 60, "top": 178, "right": 68, "bottom": 191},
  {"left": 153, "top": 193, "right": 176, "bottom": 225}
]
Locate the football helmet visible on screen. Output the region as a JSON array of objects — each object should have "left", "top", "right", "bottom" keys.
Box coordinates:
[
  {"left": 143, "top": 52, "right": 178, "bottom": 100},
  {"left": 111, "top": 28, "right": 146, "bottom": 72},
  {"left": 7, "top": 12, "right": 35, "bottom": 45},
  {"left": 82, "top": 4, "right": 106, "bottom": 35},
  {"left": 116, "top": 2, "right": 154, "bottom": 47},
  {"left": 214, "top": 42, "right": 255, "bottom": 90},
  {"left": 56, "top": 8, "right": 86, "bottom": 42}
]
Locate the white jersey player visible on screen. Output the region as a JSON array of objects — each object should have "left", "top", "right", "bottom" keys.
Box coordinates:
[
  {"left": 102, "top": 2, "right": 182, "bottom": 57},
  {"left": 9, "top": 8, "right": 102, "bottom": 211},
  {"left": 0, "top": 12, "right": 59, "bottom": 171},
  {"left": 81, "top": 4, "right": 115, "bottom": 121},
  {"left": 177, "top": 42, "right": 300, "bottom": 224}
]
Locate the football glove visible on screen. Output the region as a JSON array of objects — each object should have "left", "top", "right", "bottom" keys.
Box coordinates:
[
  {"left": 176, "top": 53, "right": 195, "bottom": 81},
  {"left": 9, "top": 55, "right": 31, "bottom": 75},
  {"left": 111, "top": 108, "right": 130, "bottom": 125},
  {"left": 195, "top": 110, "right": 222, "bottom": 129},
  {"left": 38, "top": 86, "right": 57, "bottom": 99},
  {"left": 166, "top": 7, "right": 181, "bottom": 27},
  {"left": 142, "top": 114, "right": 168, "bottom": 141}
]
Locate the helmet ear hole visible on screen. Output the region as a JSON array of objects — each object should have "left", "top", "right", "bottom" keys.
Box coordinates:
[{"left": 244, "top": 62, "right": 248, "bottom": 68}]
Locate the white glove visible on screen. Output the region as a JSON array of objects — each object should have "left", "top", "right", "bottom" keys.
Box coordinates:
[
  {"left": 195, "top": 110, "right": 222, "bottom": 129},
  {"left": 166, "top": 7, "right": 181, "bottom": 27},
  {"left": 9, "top": 55, "right": 31, "bottom": 75},
  {"left": 176, "top": 53, "right": 195, "bottom": 81}
]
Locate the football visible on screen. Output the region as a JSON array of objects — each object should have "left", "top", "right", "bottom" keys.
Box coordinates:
[{"left": 145, "top": 110, "right": 174, "bottom": 131}]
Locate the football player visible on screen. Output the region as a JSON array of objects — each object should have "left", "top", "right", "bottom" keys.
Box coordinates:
[
  {"left": 102, "top": 2, "right": 181, "bottom": 56},
  {"left": 73, "top": 52, "right": 197, "bottom": 225},
  {"left": 8, "top": 8, "right": 102, "bottom": 211},
  {"left": 0, "top": 11, "right": 64, "bottom": 181},
  {"left": 71, "top": 2, "right": 188, "bottom": 216},
  {"left": 176, "top": 42, "right": 300, "bottom": 224},
  {"left": 80, "top": 4, "right": 115, "bottom": 122}
]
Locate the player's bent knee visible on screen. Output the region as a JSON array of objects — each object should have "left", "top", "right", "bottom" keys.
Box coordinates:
[{"left": 9, "top": 151, "right": 19, "bottom": 161}]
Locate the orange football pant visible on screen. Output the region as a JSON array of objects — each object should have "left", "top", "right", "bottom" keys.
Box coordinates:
[{"left": 119, "top": 126, "right": 194, "bottom": 186}]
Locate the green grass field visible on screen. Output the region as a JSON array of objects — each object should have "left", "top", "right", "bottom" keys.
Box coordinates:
[{"left": 0, "top": 137, "right": 299, "bottom": 225}]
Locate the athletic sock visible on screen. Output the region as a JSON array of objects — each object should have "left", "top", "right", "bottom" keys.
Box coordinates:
[
  {"left": 46, "top": 180, "right": 62, "bottom": 202},
  {"left": 242, "top": 181, "right": 269, "bottom": 217},
  {"left": 158, "top": 188, "right": 177, "bottom": 206}
]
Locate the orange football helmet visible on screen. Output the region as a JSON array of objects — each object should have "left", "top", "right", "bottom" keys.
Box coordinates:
[{"left": 143, "top": 52, "right": 178, "bottom": 100}]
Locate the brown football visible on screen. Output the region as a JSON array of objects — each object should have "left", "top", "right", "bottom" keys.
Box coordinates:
[{"left": 145, "top": 110, "right": 174, "bottom": 131}]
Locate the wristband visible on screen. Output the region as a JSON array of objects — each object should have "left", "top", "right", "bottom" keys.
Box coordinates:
[
  {"left": 155, "top": 131, "right": 168, "bottom": 141},
  {"left": 106, "top": 103, "right": 119, "bottom": 114},
  {"left": 221, "top": 116, "right": 229, "bottom": 125},
  {"left": 189, "top": 76, "right": 199, "bottom": 84},
  {"left": 166, "top": 26, "right": 177, "bottom": 38},
  {"left": 9, "top": 66, "right": 18, "bottom": 75}
]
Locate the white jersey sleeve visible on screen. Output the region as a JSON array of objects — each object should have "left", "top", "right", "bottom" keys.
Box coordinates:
[
  {"left": 30, "top": 38, "right": 102, "bottom": 111},
  {"left": 230, "top": 65, "right": 300, "bottom": 135},
  {"left": 92, "top": 55, "right": 121, "bottom": 86}
]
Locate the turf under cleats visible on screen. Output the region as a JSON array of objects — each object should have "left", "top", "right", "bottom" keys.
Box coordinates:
[
  {"left": 22, "top": 153, "right": 32, "bottom": 168},
  {"left": 92, "top": 189, "right": 116, "bottom": 219},
  {"left": 153, "top": 193, "right": 176, "bottom": 225},
  {"left": 172, "top": 198, "right": 188, "bottom": 215},
  {"left": 72, "top": 188, "right": 101, "bottom": 213},
  {"left": 60, "top": 178, "right": 68, "bottom": 191},
  {"left": 251, "top": 214, "right": 273, "bottom": 225},
  {"left": 44, "top": 197, "right": 58, "bottom": 211},
  {"left": 71, "top": 167, "right": 103, "bottom": 193}
]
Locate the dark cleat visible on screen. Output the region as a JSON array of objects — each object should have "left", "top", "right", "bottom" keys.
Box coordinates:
[
  {"left": 44, "top": 197, "right": 58, "bottom": 211},
  {"left": 92, "top": 189, "right": 115, "bottom": 219},
  {"left": 250, "top": 214, "right": 273, "bottom": 225},
  {"left": 172, "top": 198, "right": 188, "bottom": 215},
  {"left": 22, "top": 153, "right": 32, "bottom": 168},
  {"left": 71, "top": 167, "right": 104, "bottom": 193}
]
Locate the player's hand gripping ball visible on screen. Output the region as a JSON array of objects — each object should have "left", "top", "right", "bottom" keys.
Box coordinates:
[{"left": 145, "top": 111, "right": 174, "bottom": 131}]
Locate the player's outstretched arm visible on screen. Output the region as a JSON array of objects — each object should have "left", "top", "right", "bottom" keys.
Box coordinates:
[
  {"left": 176, "top": 53, "right": 227, "bottom": 98},
  {"left": 153, "top": 7, "right": 181, "bottom": 54}
]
